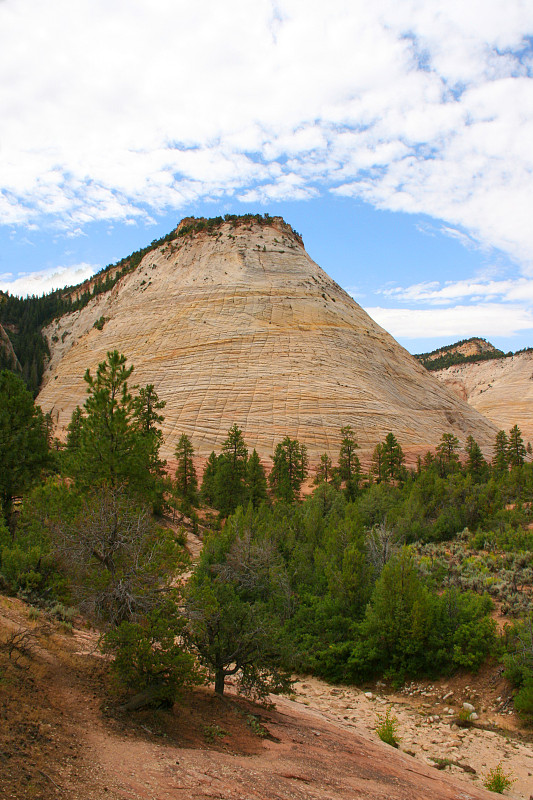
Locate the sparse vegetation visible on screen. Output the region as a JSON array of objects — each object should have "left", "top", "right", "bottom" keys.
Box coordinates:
[
  {"left": 93, "top": 315, "right": 107, "bottom": 330},
  {"left": 202, "top": 723, "right": 227, "bottom": 743},
  {"left": 415, "top": 338, "right": 507, "bottom": 371},
  {"left": 376, "top": 707, "right": 400, "bottom": 747},
  {"left": 483, "top": 762, "right": 514, "bottom": 793}
]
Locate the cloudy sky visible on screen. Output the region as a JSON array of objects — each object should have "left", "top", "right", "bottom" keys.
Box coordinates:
[{"left": 1, "top": 0, "right": 532, "bottom": 353}]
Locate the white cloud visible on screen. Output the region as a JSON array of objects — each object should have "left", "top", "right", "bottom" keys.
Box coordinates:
[
  {"left": 381, "top": 276, "right": 533, "bottom": 304},
  {"left": 0, "top": 0, "right": 532, "bottom": 269},
  {"left": 365, "top": 303, "right": 533, "bottom": 339},
  {"left": 0, "top": 263, "right": 98, "bottom": 297}
]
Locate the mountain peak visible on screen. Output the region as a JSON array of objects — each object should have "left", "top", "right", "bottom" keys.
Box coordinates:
[
  {"left": 174, "top": 213, "right": 304, "bottom": 246},
  {"left": 37, "top": 219, "right": 496, "bottom": 463}
]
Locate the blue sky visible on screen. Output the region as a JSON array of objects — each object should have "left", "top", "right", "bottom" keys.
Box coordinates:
[{"left": 1, "top": 0, "right": 533, "bottom": 355}]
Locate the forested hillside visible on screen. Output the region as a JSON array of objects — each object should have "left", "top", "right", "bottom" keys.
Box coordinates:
[
  {"left": 2, "top": 353, "right": 533, "bottom": 719},
  {"left": 416, "top": 337, "right": 533, "bottom": 372}
]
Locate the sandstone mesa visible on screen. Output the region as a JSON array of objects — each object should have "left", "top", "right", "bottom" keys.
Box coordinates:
[{"left": 37, "top": 216, "right": 497, "bottom": 464}]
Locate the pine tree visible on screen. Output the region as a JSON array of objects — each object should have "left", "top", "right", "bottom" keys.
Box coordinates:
[
  {"left": 422, "top": 450, "right": 435, "bottom": 471},
  {"left": 174, "top": 434, "right": 198, "bottom": 505},
  {"left": 214, "top": 424, "right": 248, "bottom": 515},
  {"left": 0, "top": 370, "right": 51, "bottom": 521},
  {"left": 134, "top": 384, "right": 165, "bottom": 435},
  {"left": 338, "top": 425, "right": 359, "bottom": 481},
  {"left": 200, "top": 451, "right": 219, "bottom": 506},
  {"left": 382, "top": 432, "right": 405, "bottom": 481},
  {"left": 133, "top": 383, "right": 167, "bottom": 510},
  {"left": 67, "top": 350, "right": 164, "bottom": 506},
  {"left": 337, "top": 425, "right": 361, "bottom": 499},
  {"left": 507, "top": 424, "right": 526, "bottom": 468},
  {"left": 493, "top": 430, "right": 509, "bottom": 473},
  {"left": 268, "top": 437, "right": 308, "bottom": 502},
  {"left": 465, "top": 435, "right": 486, "bottom": 477},
  {"left": 314, "top": 453, "right": 333, "bottom": 485},
  {"left": 371, "top": 442, "right": 386, "bottom": 483},
  {"left": 245, "top": 449, "right": 268, "bottom": 508},
  {"left": 436, "top": 433, "right": 460, "bottom": 476},
  {"left": 66, "top": 406, "right": 84, "bottom": 451}
]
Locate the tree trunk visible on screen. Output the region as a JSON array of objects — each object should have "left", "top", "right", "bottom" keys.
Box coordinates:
[{"left": 214, "top": 669, "right": 225, "bottom": 695}]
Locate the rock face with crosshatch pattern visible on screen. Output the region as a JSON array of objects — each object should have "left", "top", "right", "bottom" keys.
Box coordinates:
[
  {"left": 435, "top": 351, "right": 533, "bottom": 446},
  {"left": 37, "top": 216, "right": 497, "bottom": 466}
]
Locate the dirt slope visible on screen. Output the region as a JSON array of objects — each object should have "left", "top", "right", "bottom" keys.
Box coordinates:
[{"left": 2, "top": 595, "right": 529, "bottom": 800}]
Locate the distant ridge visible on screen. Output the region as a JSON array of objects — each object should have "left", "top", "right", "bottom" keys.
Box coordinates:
[{"left": 416, "top": 337, "right": 510, "bottom": 371}]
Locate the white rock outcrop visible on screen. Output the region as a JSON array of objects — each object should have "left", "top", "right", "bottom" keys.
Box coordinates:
[{"left": 37, "top": 217, "right": 497, "bottom": 464}]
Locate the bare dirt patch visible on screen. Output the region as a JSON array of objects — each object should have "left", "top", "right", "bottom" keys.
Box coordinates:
[
  {"left": 0, "top": 594, "right": 527, "bottom": 800},
  {"left": 290, "top": 672, "right": 533, "bottom": 800}
]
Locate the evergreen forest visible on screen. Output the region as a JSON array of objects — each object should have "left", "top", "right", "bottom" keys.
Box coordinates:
[{"left": 1, "top": 353, "right": 533, "bottom": 719}]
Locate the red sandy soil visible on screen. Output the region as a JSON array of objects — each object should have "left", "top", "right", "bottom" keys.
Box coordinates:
[{"left": 0, "top": 595, "right": 503, "bottom": 800}]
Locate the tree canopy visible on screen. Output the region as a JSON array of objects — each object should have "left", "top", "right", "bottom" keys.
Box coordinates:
[
  {"left": 66, "top": 350, "right": 165, "bottom": 508},
  {"left": 0, "top": 370, "right": 52, "bottom": 521}
]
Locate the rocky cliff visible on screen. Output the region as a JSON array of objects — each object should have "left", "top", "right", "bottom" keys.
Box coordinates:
[
  {"left": 0, "top": 322, "right": 21, "bottom": 373},
  {"left": 435, "top": 351, "right": 533, "bottom": 444},
  {"left": 37, "top": 216, "right": 497, "bottom": 463}
]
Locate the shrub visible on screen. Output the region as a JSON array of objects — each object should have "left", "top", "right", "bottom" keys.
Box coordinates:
[
  {"left": 103, "top": 599, "right": 203, "bottom": 707},
  {"left": 93, "top": 316, "right": 107, "bottom": 330},
  {"left": 483, "top": 762, "right": 514, "bottom": 793},
  {"left": 513, "top": 678, "right": 533, "bottom": 718},
  {"left": 376, "top": 707, "right": 400, "bottom": 747}
]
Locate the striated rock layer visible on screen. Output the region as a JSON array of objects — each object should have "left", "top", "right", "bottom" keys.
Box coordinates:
[
  {"left": 37, "top": 217, "right": 496, "bottom": 464},
  {"left": 0, "top": 323, "right": 21, "bottom": 373},
  {"left": 435, "top": 352, "right": 533, "bottom": 445}
]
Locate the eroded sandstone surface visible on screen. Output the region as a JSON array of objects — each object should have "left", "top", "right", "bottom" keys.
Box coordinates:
[
  {"left": 435, "top": 352, "right": 533, "bottom": 445},
  {"left": 37, "top": 217, "right": 497, "bottom": 464}
]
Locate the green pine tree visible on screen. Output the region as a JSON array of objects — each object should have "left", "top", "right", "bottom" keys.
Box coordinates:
[
  {"left": 314, "top": 452, "right": 333, "bottom": 485},
  {"left": 214, "top": 424, "right": 248, "bottom": 515},
  {"left": 338, "top": 425, "right": 361, "bottom": 497},
  {"left": 507, "top": 424, "right": 526, "bottom": 468},
  {"left": 245, "top": 449, "right": 268, "bottom": 508},
  {"left": 371, "top": 442, "right": 386, "bottom": 483},
  {"left": 436, "top": 433, "right": 460, "bottom": 476},
  {"left": 66, "top": 350, "right": 164, "bottom": 506},
  {"left": 465, "top": 435, "right": 486, "bottom": 477},
  {"left": 174, "top": 434, "right": 198, "bottom": 505},
  {"left": 493, "top": 430, "right": 509, "bottom": 473},
  {"left": 382, "top": 432, "right": 405, "bottom": 481},
  {"left": 268, "top": 436, "right": 308, "bottom": 502},
  {"left": 200, "top": 451, "right": 219, "bottom": 506},
  {"left": 0, "top": 370, "right": 52, "bottom": 522}
]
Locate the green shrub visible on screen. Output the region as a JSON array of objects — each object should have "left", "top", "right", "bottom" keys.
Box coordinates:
[
  {"left": 0, "top": 483, "right": 71, "bottom": 602},
  {"left": 456, "top": 707, "right": 474, "bottom": 727},
  {"left": 93, "top": 316, "right": 107, "bottom": 331},
  {"left": 513, "top": 678, "right": 533, "bottom": 717},
  {"left": 0, "top": 544, "right": 46, "bottom": 593},
  {"left": 103, "top": 599, "right": 203, "bottom": 707},
  {"left": 202, "top": 724, "right": 227, "bottom": 743},
  {"left": 483, "top": 762, "right": 514, "bottom": 793},
  {"left": 376, "top": 707, "right": 400, "bottom": 747}
]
